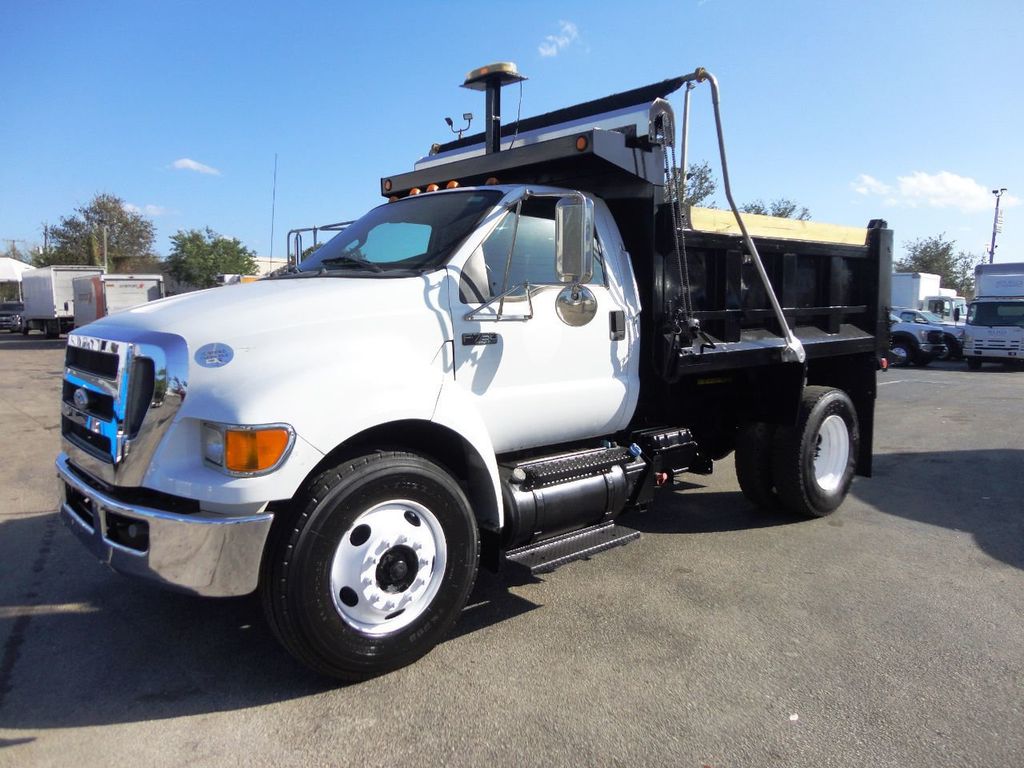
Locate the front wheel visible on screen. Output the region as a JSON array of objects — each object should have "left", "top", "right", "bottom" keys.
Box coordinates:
[
  {"left": 889, "top": 339, "right": 912, "bottom": 367},
  {"left": 967, "top": 358, "right": 982, "bottom": 371},
  {"left": 772, "top": 386, "right": 859, "bottom": 518},
  {"left": 261, "top": 451, "right": 479, "bottom": 681}
]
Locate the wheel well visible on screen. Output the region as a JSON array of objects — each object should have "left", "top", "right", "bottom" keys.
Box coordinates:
[
  {"left": 303, "top": 420, "right": 499, "bottom": 532},
  {"left": 890, "top": 331, "right": 917, "bottom": 348},
  {"left": 806, "top": 351, "right": 877, "bottom": 478}
]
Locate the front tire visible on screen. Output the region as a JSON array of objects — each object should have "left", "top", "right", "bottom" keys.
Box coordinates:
[
  {"left": 889, "top": 339, "right": 912, "bottom": 367},
  {"left": 967, "top": 358, "right": 982, "bottom": 371},
  {"left": 261, "top": 451, "right": 479, "bottom": 681},
  {"left": 772, "top": 386, "right": 859, "bottom": 518}
]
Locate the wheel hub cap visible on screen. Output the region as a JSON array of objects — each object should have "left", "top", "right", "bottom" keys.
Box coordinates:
[{"left": 330, "top": 500, "right": 447, "bottom": 635}]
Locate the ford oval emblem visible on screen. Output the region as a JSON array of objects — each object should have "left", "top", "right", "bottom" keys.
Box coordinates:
[
  {"left": 73, "top": 387, "right": 90, "bottom": 410},
  {"left": 194, "top": 343, "right": 235, "bottom": 368}
]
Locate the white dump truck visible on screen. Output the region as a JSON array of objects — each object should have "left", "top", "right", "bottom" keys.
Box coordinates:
[
  {"left": 72, "top": 273, "right": 165, "bottom": 328},
  {"left": 964, "top": 262, "right": 1024, "bottom": 369},
  {"left": 56, "top": 65, "right": 891, "bottom": 680}
]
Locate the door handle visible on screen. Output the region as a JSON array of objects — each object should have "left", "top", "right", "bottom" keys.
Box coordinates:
[{"left": 609, "top": 310, "right": 625, "bottom": 341}]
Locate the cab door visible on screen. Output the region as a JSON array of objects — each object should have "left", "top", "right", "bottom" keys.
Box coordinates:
[{"left": 448, "top": 195, "right": 638, "bottom": 454}]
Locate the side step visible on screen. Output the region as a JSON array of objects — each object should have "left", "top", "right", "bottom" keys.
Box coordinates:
[{"left": 505, "top": 522, "right": 640, "bottom": 574}]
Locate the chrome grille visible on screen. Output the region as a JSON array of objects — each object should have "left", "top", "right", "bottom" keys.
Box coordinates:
[{"left": 61, "top": 330, "right": 189, "bottom": 486}]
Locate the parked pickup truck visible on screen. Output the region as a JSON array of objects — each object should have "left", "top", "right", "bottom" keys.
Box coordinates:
[
  {"left": 889, "top": 308, "right": 950, "bottom": 364},
  {"left": 56, "top": 64, "right": 891, "bottom": 680},
  {"left": 0, "top": 301, "right": 24, "bottom": 332}
]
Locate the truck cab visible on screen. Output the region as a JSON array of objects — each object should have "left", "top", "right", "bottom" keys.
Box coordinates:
[{"left": 964, "top": 264, "right": 1024, "bottom": 369}]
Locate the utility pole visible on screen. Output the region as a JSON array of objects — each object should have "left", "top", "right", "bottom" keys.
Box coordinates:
[
  {"left": 102, "top": 224, "right": 108, "bottom": 272},
  {"left": 989, "top": 188, "right": 1007, "bottom": 264}
]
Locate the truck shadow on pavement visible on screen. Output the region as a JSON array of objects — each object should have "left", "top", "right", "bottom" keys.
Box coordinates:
[
  {"left": 0, "top": 514, "right": 541, "bottom": 730},
  {"left": 626, "top": 480, "right": 810, "bottom": 534},
  {"left": 850, "top": 449, "right": 1024, "bottom": 571}
]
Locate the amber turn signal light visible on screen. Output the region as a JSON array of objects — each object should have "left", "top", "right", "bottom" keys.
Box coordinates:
[{"left": 224, "top": 428, "right": 291, "bottom": 473}]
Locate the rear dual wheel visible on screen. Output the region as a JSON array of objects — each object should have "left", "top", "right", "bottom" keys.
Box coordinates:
[{"left": 735, "top": 386, "right": 859, "bottom": 518}]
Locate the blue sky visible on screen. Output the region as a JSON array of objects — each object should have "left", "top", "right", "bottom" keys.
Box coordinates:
[{"left": 3, "top": 1, "right": 1022, "bottom": 266}]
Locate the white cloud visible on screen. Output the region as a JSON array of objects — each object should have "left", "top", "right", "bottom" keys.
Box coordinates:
[
  {"left": 125, "top": 203, "right": 173, "bottom": 217},
  {"left": 171, "top": 157, "right": 221, "bottom": 176},
  {"left": 851, "top": 170, "right": 1019, "bottom": 212},
  {"left": 538, "top": 21, "right": 578, "bottom": 58},
  {"left": 851, "top": 174, "right": 891, "bottom": 197}
]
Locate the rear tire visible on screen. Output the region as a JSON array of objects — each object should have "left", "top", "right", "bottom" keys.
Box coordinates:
[
  {"left": 261, "top": 451, "right": 479, "bottom": 681},
  {"left": 735, "top": 423, "right": 777, "bottom": 509},
  {"left": 772, "top": 386, "right": 858, "bottom": 518}
]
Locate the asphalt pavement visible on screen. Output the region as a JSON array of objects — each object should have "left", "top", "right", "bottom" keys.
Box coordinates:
[{"left": 1, "top": 336, "right": 1021, "bottom": 768}]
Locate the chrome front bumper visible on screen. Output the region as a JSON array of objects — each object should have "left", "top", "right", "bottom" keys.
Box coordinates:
[{"left": 56, "top": 453, "right": 274, "bottom": 597}]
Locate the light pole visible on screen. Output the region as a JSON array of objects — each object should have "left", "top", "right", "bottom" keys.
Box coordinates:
[{"left": 989, "top": 188, "right": 1006, "bottom": 264}]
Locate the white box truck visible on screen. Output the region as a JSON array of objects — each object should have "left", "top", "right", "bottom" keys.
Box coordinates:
[
  {"left": 891, "top": 272, "right": 967, "bottom": 324},
  {"left": 964, "top": 263, "right": 1024, "bottom": 369},
  {"left": 73, "top": 274, "right": 165, "bottom": 328},
  {"left": 22, "top": 265, "right": 104, "bottom": 337}
]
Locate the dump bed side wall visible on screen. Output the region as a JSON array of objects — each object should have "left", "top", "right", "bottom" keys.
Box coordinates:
[{"left": 618, "top": 204, "right": 890, "bottom": 476}]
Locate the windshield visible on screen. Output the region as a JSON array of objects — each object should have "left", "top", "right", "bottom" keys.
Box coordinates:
[
  {"left": 967, "top": 301, "right": 1024, "bottom": 327},
  {"left": 297, "top": 190, "right": 502, "bottom": 275},
  {"left": 919, "top": 310, "right": 944, "bottom": 323}
]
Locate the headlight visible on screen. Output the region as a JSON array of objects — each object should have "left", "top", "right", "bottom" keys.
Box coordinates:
[
  {"left": 202, "top": 422, "right": 294, "bottom": 475},
  {"left": 917, "top": 329, "right": 930, "bottom": 341},
  {"left": 964, "top": 333, "right": 973, "bottom": 345}
]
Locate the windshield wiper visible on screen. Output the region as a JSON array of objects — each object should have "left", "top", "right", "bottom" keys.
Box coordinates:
[{"left": 318, "top": 254, "right": 383, "bottom": 272}]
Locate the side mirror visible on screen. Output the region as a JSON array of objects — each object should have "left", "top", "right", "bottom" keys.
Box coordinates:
[
  {"left": 555, "top": 195, "right": 595, "bottom": 284},
  {"left": 954, "top": 307, "right": 961, "bottom": 322}
]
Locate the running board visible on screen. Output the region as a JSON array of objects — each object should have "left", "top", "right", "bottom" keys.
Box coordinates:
[{"left": 505, "top": 522, "right": 640, "bottom": 574}]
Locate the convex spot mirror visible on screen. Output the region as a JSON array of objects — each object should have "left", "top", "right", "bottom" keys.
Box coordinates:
[{"left": 555, "top": 195, "right": 595, "bottom": 285}]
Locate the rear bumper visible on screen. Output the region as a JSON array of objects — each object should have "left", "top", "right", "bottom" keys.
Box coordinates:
[
  {"left": 967, "top": 349, "right": 1020, "bottom": 361},
  {"left": 56, "top": 453, "right": 274, "bottom": 596}
]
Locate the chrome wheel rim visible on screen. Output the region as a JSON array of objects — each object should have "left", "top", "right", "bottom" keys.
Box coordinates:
[{"left": 330, "top": 499, "right": 447, "bottom": 635}]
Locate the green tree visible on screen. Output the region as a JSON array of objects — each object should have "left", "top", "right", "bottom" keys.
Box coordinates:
[
  {"left": 895, "top": 234, "right": 983, "bottom": 297},
  {"left": 302, "top": 242, "right": 325, "bottom": 259},
  {"left": 39, "top": 193, "right": 159, "bottom": 272},
  {"left": 675, "top": 162, "right": 812, "bottom": 220},
  {"left": 741, "top": 198, "right": 811, "bottom": 220},
  {"left": 679, "top": 160, "right": 718, "bottom": 208},
  {"left": 166, "top": 228, "right": 259, "bottom": 289}
]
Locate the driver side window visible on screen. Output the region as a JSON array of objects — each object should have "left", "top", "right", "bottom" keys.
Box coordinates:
[{"left": 459, "top": 197, "right": 604, "bottom": 304}]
